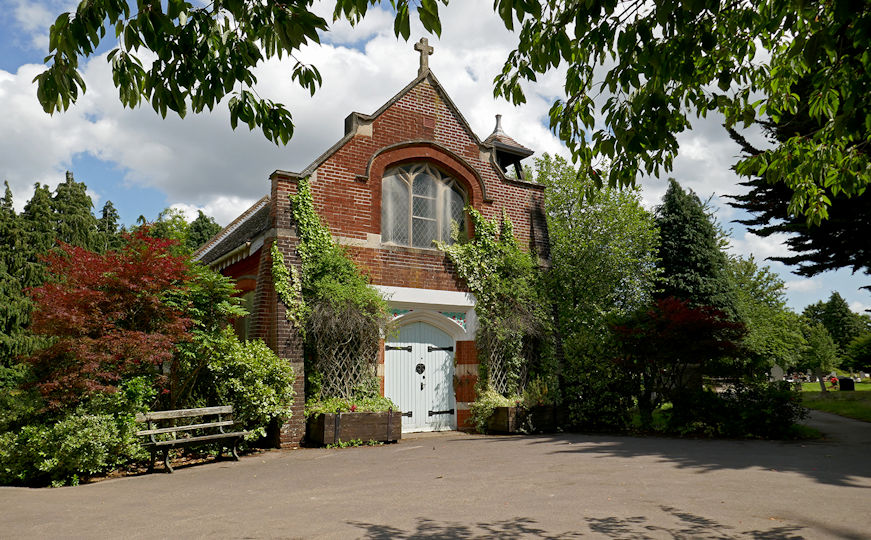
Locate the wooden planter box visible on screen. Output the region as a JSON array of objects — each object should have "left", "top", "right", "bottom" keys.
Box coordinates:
[
  {"left": 486, "top": 405, "right": 568, "bottom": 434},
  {"left": 307, "top": 411, "right": 402, "bottom": 446}
]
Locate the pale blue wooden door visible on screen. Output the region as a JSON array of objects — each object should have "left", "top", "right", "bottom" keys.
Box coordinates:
[{"left": 384, "top": 322, "right": 455, "bottom": 432}]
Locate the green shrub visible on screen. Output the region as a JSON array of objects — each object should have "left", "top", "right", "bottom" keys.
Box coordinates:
[
  {"left": 0, "top": 377, "right": 154, "bottom": 486},
  {"left": 521, "top": 376, "right": 555, "bottom": 408},
  {"left": 469, "top": 389, "right": 519, "bottom": 433},
  {"left": 561, "top": 334, "right": 635, "bottom": 430},
  {"left": 0, "top": 363, "right": 42, "bottom": 433},
  {"left": 667, "top": 382, "right": 808, "bottom": 438},
  {"left": 196, "top": 328, "right": 295, "bottom": 438}
]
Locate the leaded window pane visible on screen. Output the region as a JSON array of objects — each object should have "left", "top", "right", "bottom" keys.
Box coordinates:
[
  {"left": 413, "top": 217, "right": 438, "bottom": 248},
  {"left": 412, "top": 173, "right": 437, "bottom": 197},
  {"left": 382, "top": 175, "right": 410, "bottom": 245},
  {"left": 382, "top": 163, "right": 466, "bottom": 248},
  {"left": 412, "top": 195, "right": 436, "bottom": 219}
]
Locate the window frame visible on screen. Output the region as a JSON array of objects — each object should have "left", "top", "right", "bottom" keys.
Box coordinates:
[{"left": 381, "top": 163, "right": 466, "bottom": 249}]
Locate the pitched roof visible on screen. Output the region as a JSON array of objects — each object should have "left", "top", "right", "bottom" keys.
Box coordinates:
[
  {"left": 194, "top": 196, "right": 270, "bottom": 265},
  {"left": 483, "top": 114, "right": 534, "bottom": 158},
  {"left": 285, "top": 69, "right": 490, "bottom": 179}
]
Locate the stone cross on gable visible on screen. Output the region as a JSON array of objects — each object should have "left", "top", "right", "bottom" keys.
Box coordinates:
[{"left": 414, "top": 37, "right": 434, "bottom": 76}]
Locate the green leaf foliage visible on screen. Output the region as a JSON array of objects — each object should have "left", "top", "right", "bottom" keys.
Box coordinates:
[
  {"left": 666, "top": 382, "right": 807, "bottom": 439},
  {"left": 611, "top": 297, "right": 747, "bottom": 429},
  {"left": 39, "top": 2, "right": 870, "bottom": 223},
  {"left": 186, "top": 327, "right": 295, "bottom": 439},
  {"left": 291, "top": 178, "right": 386, "bottom": 319},
  {"left": 846, "top": 333, "right": 871, "bottom": 373},
  {"left": 186, "top": 210, "right": 222, "bottom": 252},
  {"left": 656, "top": 179, "right": 738, "bottom": 319},
  {"left": 726, "top": 255, "right": 805, "bottom": 372},
  {"left": 468, "top": 389, "right": 517, "bottom": 433},
  {"left": 304, "top": 395, "right": 396, "bottom": 418},
  {"left": 803, "top": 292, "right": 870, "bottom": 361},
  {"left": 1, "top": 175, "right": 122, "bottom": 365},
  {"left": 439, "top": 207, "right": 554, "bottom": 397},
  {"left": 285, "top": 178, "right": 388, "bottom": 403},
  {"left": 492, "top": 0, "right": 871, "bottom": 224},
  {"left": 0, "top": 377, "right": 154, "bottom": 487},
  {"left": 534, "top": 154, "right": 659, "bottom": 429},
  {"left": 35, "top": 0, "right": 445, "bottom": 145},
  {"left": 797, "top": 320, "right": 840, "bottom": 380}
]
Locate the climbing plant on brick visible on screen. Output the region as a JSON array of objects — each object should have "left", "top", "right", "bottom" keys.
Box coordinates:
[
  {"left": 275, "top": 178, "right": 388, "bottom": 402},
  {"left": 439, "top": 208, "right": 554, "bottom": 398}
]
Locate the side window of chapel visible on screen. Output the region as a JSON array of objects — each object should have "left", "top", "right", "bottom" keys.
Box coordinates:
[{"left": 381, "top": 163, "right": 465, "bottom": 248}]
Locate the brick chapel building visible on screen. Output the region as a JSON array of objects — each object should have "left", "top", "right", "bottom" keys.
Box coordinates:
[{"left": 194, "top": 39, "right": 549, "bottom": 446}]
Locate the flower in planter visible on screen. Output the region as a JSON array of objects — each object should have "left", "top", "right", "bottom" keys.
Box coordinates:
[{"left": 350, "top": 404, "right": 357, "bottom": 412}]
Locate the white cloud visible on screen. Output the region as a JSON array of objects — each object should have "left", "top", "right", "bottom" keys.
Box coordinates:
[
  {"left": 2, "top": 0, "right": 869, "bottom": 313},
  {"left": 1, "top": 0, "right": 566, "bottom": 220},
  {"left": 785, "top": 279, "right": 823, "bottom": 294},
  {"left": 10, "top": 0, "right": 77, "bottom": 50},
  {"left": 727, "top": 231, "right": 794, "bottom": 261},
  {"left": 850, "top": 301, "right": 870, "bottom": 314},
  {"left": 170, "top": 196, "right": 259, "bottom": 226}
]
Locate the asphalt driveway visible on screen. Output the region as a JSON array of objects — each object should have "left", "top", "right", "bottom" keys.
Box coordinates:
[{"left": 2, "top": 410, "right": 869, "bottom": 539}]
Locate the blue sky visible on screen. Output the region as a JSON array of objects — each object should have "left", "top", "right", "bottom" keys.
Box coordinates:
[{"left": 1, "top": 0, "right": 868, "bottom": 314}]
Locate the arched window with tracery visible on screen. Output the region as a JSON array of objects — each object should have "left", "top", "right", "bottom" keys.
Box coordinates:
[{"left": 381, "top": 163, "right": 466, "bottom": 248}]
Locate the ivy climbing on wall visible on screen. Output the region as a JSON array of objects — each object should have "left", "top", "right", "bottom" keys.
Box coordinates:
[
  {"left": 271, "top": 244, "right": 305, "bottom": 331},
  {"left": 271, "top": 178, "right": 388, "bottom": 403},
  {"left": 438, "top": 208, "right": 555, "bottom": 399}
]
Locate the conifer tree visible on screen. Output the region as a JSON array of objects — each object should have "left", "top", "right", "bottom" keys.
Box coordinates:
[
  {"left": 51, "top": 172, "right": 98, "bottom": 249},
  {"left": 0, "top": 183, "right": 37, "bottom": 363},
  {"left": 19, "top": 184, "right": 55, "bottom": 290},
  {"left": 655, "top": 179, "right": 738, "bottom": 319},
  {"left": 186, "top": 210, "right": 222, "bottom": 252},
  {"left": 97, "top": 200, "right": 122, "bottom": 252}
]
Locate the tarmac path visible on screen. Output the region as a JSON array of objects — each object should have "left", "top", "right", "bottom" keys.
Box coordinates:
[{"left": 2, "top": 410, "right": 869, "bottom": 539}]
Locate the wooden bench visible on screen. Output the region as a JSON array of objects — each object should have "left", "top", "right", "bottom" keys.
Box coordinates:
[{"left": 135, "top": 406, "right": 250, "bottom": 473}]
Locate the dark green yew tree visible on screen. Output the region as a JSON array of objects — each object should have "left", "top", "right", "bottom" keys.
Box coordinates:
[
  {"left": 97, "top": 200, "right": 123, "bottom": 252},
  {"left": 186, "top": 210, "right": 222, "bottom": 252},
  {"left": 803, "top": 292, "right": 870, "bottom": 361},
  {"left": 19, "top": 184, "right": 56, "bottom": 288},
  {"left": 655, "top": 179, "right": 737, "bottom": 319},
  {"left": 0, "top": 184, "right": 38, "bottom": 363},
  {"left": 51, "top": 172, "right": 98, "bottom": 250}
]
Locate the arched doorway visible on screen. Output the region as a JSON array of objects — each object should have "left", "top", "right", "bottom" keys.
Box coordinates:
[{"left": 384, "top": 321, "right": 456, "bottom": 432}]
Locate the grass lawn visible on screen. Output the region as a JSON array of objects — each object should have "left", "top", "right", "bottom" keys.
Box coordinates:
[
  {"left": 801, "top": 381, "right": 871, "bottom": 423},
  {"left": 799, "top": 381, "right": 871, "bottom": 392}
]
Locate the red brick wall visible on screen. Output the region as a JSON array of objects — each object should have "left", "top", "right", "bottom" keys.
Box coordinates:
[
  {"left": 221, "top": 77, "right": 549, "bottom": 437},
  {"left": 455, "top": 340, "right": 478, "bottom": 431},
  {"left": 308, "top": 77, "right": 548, "bottom": 293},
  {"left": 222, "top": 249, "right": 261, "bottom": 292},
  {"left": 242, "top": 176, "right": 306, "bottom": 448}
]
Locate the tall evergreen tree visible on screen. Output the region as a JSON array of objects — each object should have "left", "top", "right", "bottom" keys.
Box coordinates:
[
  {"left": 186, "top": 210, "right": 222, "bottom": 252},
  {"left": 655, "top": 179, "right": 738, "bottom": 318},
  {"left": 51, "top": 172, "right": 98, "bottom": 249},
  {"left": 0, "top": 183, "right": 37, "bottom": 363},
  {"left": 97, "top": 200, "right": 122, "bottom": 252},
  {"left": 19, "top": 184, "right": 55, "bottom": 289},
  {"left": 803, "top": 292, "right": 868, "bottom": 359}
]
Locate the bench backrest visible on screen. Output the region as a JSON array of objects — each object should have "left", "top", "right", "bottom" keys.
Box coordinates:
[{"left": 135, "top": 405, "right": 234, "bottom": 423}]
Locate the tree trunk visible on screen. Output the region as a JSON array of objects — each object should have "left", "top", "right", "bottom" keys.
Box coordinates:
[{"left": 815, "top": 370, "right": 827, "bottom": 392}]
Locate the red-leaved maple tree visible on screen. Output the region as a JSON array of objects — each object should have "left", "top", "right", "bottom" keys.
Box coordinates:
[
  {"left": 26, "top": 230, "right": 191, "bottom": 408},
  {"left": 610, "top": 297, "right": 747, "bottom": 428}
]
